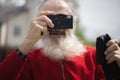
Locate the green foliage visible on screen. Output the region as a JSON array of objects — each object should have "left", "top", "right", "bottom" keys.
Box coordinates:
[
  {"left": 75, "top": 20, "right": 95, "bottom": 46},
  {"left": 71, "top": 0, "right": 95, "bottom": 46}
]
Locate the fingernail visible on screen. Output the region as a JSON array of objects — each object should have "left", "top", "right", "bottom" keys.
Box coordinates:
[
  {"left": 51, "top": 24, "right": 54, "bottom": 28},
  {"left": 106, "top": 42, "right": 109, "bottom": 47},
  {"left": 107, "top": 61, "right": 110, "bottom": 64},
  {"left": 104, "top": 51, "right": 107, "bottom": 55}
]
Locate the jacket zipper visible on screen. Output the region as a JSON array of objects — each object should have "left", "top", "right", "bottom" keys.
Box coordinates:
[{"left": 60, "top": 61, "right": 65, "bottom": 80}]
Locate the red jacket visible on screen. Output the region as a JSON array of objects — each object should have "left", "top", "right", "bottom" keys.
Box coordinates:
[
  {"left": 0, "top": 50, "right": 24, "bottom": 80},
  {"left": 17, "top": 46, "right": 106, "bottom": 80}
]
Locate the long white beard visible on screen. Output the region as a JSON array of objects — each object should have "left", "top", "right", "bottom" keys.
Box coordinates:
[{"left": 35, "top": 32, "right": 86, "bottom": 60}]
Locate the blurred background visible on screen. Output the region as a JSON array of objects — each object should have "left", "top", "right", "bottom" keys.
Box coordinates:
[
  {"left": 0, "top": 0, "right": 120, "bottom": 61},
  {"left": 79, "top": 0, "right": 120, "bottom": 42}
]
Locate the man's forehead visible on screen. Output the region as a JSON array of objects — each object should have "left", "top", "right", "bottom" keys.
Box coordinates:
[{"left": 41, "top": 0, "right": 71, "bottom": 13}]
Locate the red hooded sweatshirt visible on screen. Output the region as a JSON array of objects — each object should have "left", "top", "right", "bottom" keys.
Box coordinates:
[{"left": 17, "top": 46, "right": 106, "bottom": 80}]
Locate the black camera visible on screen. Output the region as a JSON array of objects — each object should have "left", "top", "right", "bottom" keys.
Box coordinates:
[
  {"left": 96, "top": 34, "right": 120, "bottom": 80},
  {"left": 47, "top": 14, "right": 73, "bottom": 30}
]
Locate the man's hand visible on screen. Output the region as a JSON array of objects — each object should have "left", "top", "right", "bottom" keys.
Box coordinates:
[
  {"left": 105, "top": 39, "right": 120, "bottom": 67},
  {"left": 18, "top": 11, "right": 55, "bottom": 55}
]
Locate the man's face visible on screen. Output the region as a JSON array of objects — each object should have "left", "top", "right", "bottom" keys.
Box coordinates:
[
  {"left": 40, "top": 0, "right": 72, "bottom": 39},
  {"left": 36, "top": 1, "right": 85, "bottom": 60}
]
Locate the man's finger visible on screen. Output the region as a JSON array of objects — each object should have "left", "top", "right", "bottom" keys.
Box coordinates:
[
  {"left": 34, "top": 15, "right": 54, "bottom": 28},
  {"left": 105, "top": 43, "right": 119, "bottom": 55},
  {"left": 106, "top": 39, "right": 119, "bottom": 47},
  {"left": 37, "top": 11, "right": 54, "bottom": 17}
]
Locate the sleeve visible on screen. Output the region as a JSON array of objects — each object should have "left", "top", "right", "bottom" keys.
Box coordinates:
[
  {"left": 16, "top": 55, "right": 34, "bottom": 80},
  {"left": 0, "top": 49, "right": 24, "bottom": 80}
]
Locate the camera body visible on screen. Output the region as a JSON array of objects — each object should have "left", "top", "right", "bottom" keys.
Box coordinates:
[{"left": 47, "top": 14, "right": 73, "bottom": 30}]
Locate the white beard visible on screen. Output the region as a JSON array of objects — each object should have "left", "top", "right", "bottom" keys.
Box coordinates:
[{"left": 34, "top": 32, "right": 86, "bottom": 60}]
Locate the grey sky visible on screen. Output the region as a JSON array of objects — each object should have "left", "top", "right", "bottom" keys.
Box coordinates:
[{"left": 79, "top": 0, "right": 120, "bottom": 41}]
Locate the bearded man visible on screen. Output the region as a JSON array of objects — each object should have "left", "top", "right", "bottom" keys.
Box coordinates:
[{"left": 1, "top": 0, "right": 119, "bottom": 80}]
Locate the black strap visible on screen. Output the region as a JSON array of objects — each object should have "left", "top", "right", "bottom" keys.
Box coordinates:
[
  {"left": 16, "top": 49, "right": 27, "bottom": 61},
  {"left": 96, "top": 34, "right": 120, "bottom": 80}
]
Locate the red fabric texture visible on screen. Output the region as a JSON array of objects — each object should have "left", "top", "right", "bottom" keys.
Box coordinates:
[
  {"left": 0, "top": 50, "right": 24, "bottom": 80},
  {"left": 17, "top": 46, "right": 106, "bottom": 80}
]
